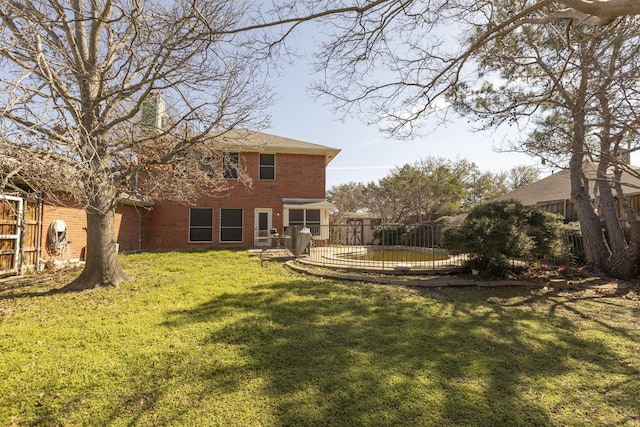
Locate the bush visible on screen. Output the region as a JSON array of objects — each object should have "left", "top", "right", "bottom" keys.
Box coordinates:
[
  {"left": 401, "top": 220, "right": 449, "bottom": 248},
  {"left": 559, "top": 222, "right": 584, "bottom": 264},
  {"left": 443, "top": 199, "right": 564, "bottom": 278},
  {"left": 373, "top": 224, "right": 407, "bottom": 245}
]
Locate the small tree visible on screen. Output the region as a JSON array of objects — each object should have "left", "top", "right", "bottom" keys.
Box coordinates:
[{"left": 444, "top": 200, "right": 563, "bottom": 278}]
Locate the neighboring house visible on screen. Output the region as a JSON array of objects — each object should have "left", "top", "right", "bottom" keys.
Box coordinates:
[
  {"left": 0, "top": 130, "right": 340, "bottom": 275},
  {"left": 493, "top": 161, "right": 640, "bottom": 221}
]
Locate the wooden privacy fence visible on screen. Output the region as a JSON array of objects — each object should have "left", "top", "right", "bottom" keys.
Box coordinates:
[{"left": 0, "top": 195, "right": 42, "bottom": 276}]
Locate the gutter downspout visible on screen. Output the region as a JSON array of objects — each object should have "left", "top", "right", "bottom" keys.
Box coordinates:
[{"left": 36, "top": 198, "right": 43, "bottom": 271}]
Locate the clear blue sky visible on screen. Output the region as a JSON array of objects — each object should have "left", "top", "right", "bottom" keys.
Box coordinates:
[{"left": 265, "top": 59, "right": 542, "bottom": 190}]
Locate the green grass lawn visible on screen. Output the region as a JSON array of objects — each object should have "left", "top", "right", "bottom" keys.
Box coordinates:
[{"left": 1, "top": 249, "right": 639, "bottom": 426}]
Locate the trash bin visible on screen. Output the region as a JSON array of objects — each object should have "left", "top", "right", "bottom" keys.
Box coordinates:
[
  {"left": 283, "top": 226, "right": 313, "bottom": 257},
  {"left": 295, "top": 227, "right": 313, "bottom": 257}
]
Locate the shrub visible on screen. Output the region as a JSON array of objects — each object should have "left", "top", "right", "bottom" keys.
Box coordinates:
[
  {"left": 559, "top": 222, "right": 584, "bottom": 264},
  {"left": 373, "top": 224, "right": 407, "bottom": 245},
  {"left": 443, "top": 199, "right": 563, "bottom": 278},
  {"left": 401, "top": 219, "right": 449, "bottom": 248}
]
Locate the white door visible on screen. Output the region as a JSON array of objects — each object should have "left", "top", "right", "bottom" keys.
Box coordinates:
[{"left": 254, "top": 209, "right": 272, "bottom": 247}]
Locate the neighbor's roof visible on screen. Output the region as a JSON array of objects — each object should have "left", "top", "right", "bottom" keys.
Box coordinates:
[
  {"left": 283, "top": 198, "right": 336, "bottom": 209},
  {"left": 342, "top": 211, "right": 379, "bottom": 219},
  {"left": 214, "top": 129, "right": 340, "bottom": 165},
  {"left": 494, "top": 162, "right": 640, "bottom": 206}
]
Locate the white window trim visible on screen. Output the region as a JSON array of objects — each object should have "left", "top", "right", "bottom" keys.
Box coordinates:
[{"left": 283, "top": 207, "right": 330, "bottom": 240}]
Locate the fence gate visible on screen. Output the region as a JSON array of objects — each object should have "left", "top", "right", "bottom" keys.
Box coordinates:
[{"left": 0, "top": 195, "right": 41, "bottom": 276}]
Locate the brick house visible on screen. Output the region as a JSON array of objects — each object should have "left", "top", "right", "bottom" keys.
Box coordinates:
[
  {"left": 1, "top": 131, "right": 339, "bottom": 275},
  {"left": 142, "top": 130, "right": 340, "bottom": 250}
]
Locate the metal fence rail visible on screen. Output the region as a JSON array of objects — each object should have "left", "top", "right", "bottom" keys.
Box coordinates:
[
  {"left": 296, "top": 223, "right": 584, "bottom": 273},
  {"left": 302, "top": 223, "right": 462, "bottom": 272}
]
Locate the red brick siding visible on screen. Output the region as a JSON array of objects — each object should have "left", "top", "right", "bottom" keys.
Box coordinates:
[
  {"left": 36, "top": 151, "right": 329, "bottom": 254},
  {"left": 41, "top": 203, "right": 88, "bottom": 261},
  {"left": 142, "top": 152, "right": 328, "bottom": 250},
  {"left": 40, "top": 198, "right": 143, "bottom": 261},
  {"left": 115, "top": 205, "right": 147, "bottom": 252}
]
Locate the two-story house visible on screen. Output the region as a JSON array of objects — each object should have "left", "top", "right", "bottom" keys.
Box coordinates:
[
  {"left": 141, "top": 130, "right": 340, "bottom": 250},
  {"left": 0, "top": 130, "right": 340, "bottom": 275}
]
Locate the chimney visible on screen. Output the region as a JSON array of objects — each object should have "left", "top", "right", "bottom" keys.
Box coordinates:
[{"left": 141, "top": 92, "right": 165, "bottom": 130}]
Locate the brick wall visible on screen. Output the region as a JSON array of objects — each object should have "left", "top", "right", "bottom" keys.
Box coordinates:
[
  {"left": 142, "top": 152, "right": 328, "bottom": 250},
  {"left": 41, "top": 202, "right": 87, "bottom": 261},
  {"left": 37, "top": 151, "right": 330, "bottom": 255},
  {"left": 115, "top": 204, "right": 148, "bottom": 252},
  {"left": 40, "top": 198, "right": 144, "bottom": 261}
]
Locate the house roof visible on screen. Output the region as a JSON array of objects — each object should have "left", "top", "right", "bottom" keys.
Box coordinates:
[
  {"left": 283, "top": 198, "right": 336, "bottom": 209},
  {"left": 494, "top": 162, "right": 640, "bottom": 206},
  {"left": 342, "top": 211, "right": 379, "bottom": 219},
  {"left": 215, "top": 130, "right": 341, "bottom": 165},
  {"left": 117, "top": 192, "right": 155, "bottom": 207}
]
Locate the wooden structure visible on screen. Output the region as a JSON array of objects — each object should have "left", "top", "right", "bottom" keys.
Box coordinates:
[
  {"left": 334, "top": 212, "right": 381, "bottom": 246},
  {"left": 0, "top": 195, "right": 42, "bottom": 276}
]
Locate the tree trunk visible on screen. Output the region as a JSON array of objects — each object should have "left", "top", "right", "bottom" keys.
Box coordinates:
[
  {"left": 595, "top": 162, "right": 639, "bottom": 279},
  {"left": 572, "top": 191, "right": 608, "bottom": 268},
  {"left": 62, "top": 194, "right": 128, "bottom": 291},
  {"left": 607, "top": 251, "right": 636, "bottom": 280},
  {"left": 570, "top": 171, "right": 606, "bottom": 268},
  {"left": 568, "top": 99, "right": 610, "bottom": 272}
]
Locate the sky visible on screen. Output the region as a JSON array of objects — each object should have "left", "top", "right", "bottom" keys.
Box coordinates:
[
  {"left": 263, "top": 21, "right": 640, "bottom": 191},
  {"left": 264, "top": 50, "right": 545, "bottom": 190}
]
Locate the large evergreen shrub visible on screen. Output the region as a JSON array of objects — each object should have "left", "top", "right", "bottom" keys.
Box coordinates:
[{"left": 443, "top": 199, "right": 563, "bottom": 278}]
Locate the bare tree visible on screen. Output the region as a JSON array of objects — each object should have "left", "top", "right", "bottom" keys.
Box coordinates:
[
  {"left": 0, "top": 1, "right": 272, "bottom": 289},
  {"left": 244, "top": 1, "right": 640, "bottom": 137},
  {"left": 453, "top": 12, "right": 640, "bottom": 279}
]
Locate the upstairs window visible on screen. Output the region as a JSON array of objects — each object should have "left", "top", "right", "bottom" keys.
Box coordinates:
[
  {"left": 223, "top": 152, "right": 239, "bottom": 179},
  {"left": 196, "top": 153, "right": 237, "bottom": 179},
  {"left": 259, "top": 154, "right": 275, "bottom": 180},
  {"left": 198, "top": 155, "right": 217, "bottom": 179}
]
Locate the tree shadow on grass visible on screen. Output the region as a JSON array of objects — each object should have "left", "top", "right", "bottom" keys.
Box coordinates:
[
  {"left": 4, "top": 266, "right": 639, "bottom": 425},
  {"left": 154, "top": 280, "right": 639, "bottom": 426},
  {"left": 0, "top": 269, "right": 81, "bottom": 300}
]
